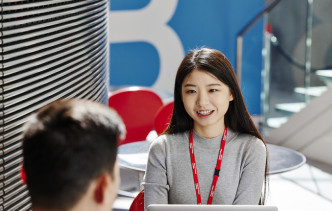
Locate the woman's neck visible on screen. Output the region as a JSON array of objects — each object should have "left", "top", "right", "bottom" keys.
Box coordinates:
[{"left": 193, "top": 124, "right": 225, "bottom": 139}]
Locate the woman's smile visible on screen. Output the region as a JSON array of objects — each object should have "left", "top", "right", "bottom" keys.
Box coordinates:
[{"left": 196, "top": 110, "right": 214, "bottom": 118}]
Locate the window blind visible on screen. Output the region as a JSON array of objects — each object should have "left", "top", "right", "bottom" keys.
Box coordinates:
[{"left": 0, "top": 0, "right": 109, "bottom": 210}]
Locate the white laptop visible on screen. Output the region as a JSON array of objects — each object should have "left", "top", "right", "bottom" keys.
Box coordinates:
[{"left": 147, "top": 204, "right": 278, "bottom": 211}]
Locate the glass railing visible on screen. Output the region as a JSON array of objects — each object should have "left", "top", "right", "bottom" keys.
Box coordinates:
[{"left": 236, "top": 0, "right": 332, "bottom": 136}]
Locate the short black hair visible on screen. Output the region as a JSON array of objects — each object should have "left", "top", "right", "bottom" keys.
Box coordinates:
[{"left": 22, "top": 98, "right": 125, "bottom": 210}]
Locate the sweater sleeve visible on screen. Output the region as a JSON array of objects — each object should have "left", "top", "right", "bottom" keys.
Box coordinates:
[
  {"left": 233, "top": 137, "right": 266, "bottom": 205},
  {"left": 143, "top": 136, "right": 169, "bottom": 210}
]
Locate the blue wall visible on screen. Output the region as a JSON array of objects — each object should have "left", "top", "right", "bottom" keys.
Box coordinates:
[{"left": 109, "top": 0, "right": 264, "bottom": 114}]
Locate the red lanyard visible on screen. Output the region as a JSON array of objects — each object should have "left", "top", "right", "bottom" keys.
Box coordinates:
[{"left": 189, "top": 127, "right": 227, "bottom": 205}]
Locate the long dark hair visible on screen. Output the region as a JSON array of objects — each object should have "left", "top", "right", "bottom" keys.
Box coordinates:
[{"left": 164, "top": 47, "right": 268, "bottom": 204}]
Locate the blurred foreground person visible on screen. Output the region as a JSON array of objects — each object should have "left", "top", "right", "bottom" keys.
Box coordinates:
[{"left": 22, "top": 98, "right": 125, "bottom": 211}]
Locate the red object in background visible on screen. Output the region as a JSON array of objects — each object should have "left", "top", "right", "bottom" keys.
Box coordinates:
[
  {"left": 129, "top": 189, "right": 144, "bottom": 211},
  {"left": 21, "top": 165, "right": 27, "bottom": 184},
  {"left": 108, "top": 87, "right": 163, "bottom": 145},
  {"left": 265, "top": 22, "right": 273, "bottom": 34},
  {"left": 154, "top": 101, "right": 174, "bottom": 135}
]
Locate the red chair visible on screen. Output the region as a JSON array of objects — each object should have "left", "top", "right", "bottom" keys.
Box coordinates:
[
  {"left": 154, "top": 101, "right": 174, "bottom": 136},
  {"left": 108, "top": 87, "right": 163, "bottom": 145},
  {"left": 129, "top": 189, "right": 144, "bottom": 211}
]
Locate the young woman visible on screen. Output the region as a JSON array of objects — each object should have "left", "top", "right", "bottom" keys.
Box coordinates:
[{"left": 143, "top": 48, "right": 268, "bottom": 209}]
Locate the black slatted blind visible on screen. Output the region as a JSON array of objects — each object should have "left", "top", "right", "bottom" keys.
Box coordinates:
[{"left": 0, "top": 0, "right": 109, "bottom": 210}]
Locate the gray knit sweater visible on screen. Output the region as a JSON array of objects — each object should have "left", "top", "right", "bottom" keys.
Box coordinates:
[{"left": 143, "top": 128, "right": 266, "bottom": 209}]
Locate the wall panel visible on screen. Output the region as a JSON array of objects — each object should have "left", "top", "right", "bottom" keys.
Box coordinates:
[{"left": 0, "top": 0, "right": 109, "bottom": 210}]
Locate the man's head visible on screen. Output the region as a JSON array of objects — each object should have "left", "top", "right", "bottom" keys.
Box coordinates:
[{"left": 22, "top": 98, "right": 125, "bottom": 211}]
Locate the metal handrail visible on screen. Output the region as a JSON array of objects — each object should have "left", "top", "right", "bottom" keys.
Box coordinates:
[
  {"left": 304, "top": 0, "right": 314, "bottom": 103},
  {"left": 236, "top": 0, "right": 281, "bottom": 86}
]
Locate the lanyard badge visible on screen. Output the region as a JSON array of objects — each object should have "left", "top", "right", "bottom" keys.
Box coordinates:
[{"left": 189, "top": 127, "right": 227, "bottom": 204}]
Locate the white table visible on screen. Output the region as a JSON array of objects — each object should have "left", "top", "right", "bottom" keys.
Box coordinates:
[{"left": 115, "top": 140, "right": 306, "bottom": 210}]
